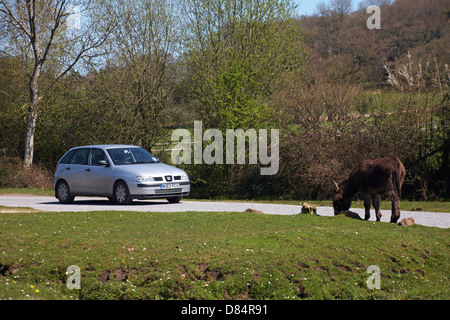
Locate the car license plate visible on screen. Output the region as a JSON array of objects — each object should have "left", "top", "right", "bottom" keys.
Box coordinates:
[{"left": 161, "top": 183, "right": 180, "bottom": 190}]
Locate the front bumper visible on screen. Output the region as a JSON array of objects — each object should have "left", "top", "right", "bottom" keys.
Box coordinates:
[{"left": 128, "top": 180, "right": 190, "bottom": 200}]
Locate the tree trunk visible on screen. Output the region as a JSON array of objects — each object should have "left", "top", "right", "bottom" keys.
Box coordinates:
[
  {"left": 24, "top": 105, "right": 38, "bottom": 167},
  {"left": 24, "top": 63, "right": 41, "bottom": 167}
]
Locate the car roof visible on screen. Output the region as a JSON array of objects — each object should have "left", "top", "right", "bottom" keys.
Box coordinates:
[{"left": 70, "top": 144, "right": 141, "bottom": 150}]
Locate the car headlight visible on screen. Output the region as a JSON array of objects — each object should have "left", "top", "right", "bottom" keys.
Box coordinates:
[
  {"left": 136, "top": 176, "right": 155, "bottom": 183},
  {"left": 181, "top": 173, "right": 189, "bottom": 180}
]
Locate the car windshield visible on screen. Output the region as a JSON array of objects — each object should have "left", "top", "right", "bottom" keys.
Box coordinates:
[{"left": 107, "top": 147, "right": 157, "bottom": 165}]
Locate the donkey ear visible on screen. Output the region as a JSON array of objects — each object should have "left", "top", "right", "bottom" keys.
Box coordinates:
[{"left": 331, "top": 179, "right": 340, "bottom": 191}]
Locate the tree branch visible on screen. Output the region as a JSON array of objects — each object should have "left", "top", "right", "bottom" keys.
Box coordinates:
[{"left": 0, "top": 1, "right": 31, "bottom": 38}]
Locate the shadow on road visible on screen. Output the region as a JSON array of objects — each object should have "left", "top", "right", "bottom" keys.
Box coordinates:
[{"left": 39, "top": 198, "right": 179, "bottom": 207}]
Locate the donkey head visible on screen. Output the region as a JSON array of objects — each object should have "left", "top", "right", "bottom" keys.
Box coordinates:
[{"left": 331, "top": 180, "right": 351, "bottom": 215}]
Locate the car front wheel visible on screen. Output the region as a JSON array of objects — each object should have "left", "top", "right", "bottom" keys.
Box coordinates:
[
  {"left": 56, "top": 181, "right": 75, "bottom": 204},
  {"left": 114, "top": 181, "right": 132, "bottom": 205},
  {"left": 167, "top": 196, "right": 182, "bottom": 203}
]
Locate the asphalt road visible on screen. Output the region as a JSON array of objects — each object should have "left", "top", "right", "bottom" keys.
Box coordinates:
[{"left": 0, "top": 195, "right": 449, "bottom": 228}]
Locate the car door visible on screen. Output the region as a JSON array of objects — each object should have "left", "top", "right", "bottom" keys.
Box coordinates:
[
  {"left": 85, "top": 148, "right": 113, "bottom": 195},
  {"left": 65, "top": 148, "right": 90, "bottom": 194}
]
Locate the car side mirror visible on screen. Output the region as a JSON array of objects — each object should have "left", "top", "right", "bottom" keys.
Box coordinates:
[{"left": 98, "top": 160, "right": 109, "bottom": 167}]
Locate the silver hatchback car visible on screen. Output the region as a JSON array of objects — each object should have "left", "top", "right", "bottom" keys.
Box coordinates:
[{"left": 54, "top": 145, "right": 190, "bottom": 204}]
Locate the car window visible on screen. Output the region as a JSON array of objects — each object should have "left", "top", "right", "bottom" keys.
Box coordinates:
[
  {"left": 59, "top": 149, "right": 76, "bottom": 164},
  {"left": 88, "top": 148, "right": 108, "bottom": 166},
  {"left": 107, "top": 147, "right": 157, "bottom": 165},
  {"left": 70, "top": 148, "right": 89, "bottom": 165}
]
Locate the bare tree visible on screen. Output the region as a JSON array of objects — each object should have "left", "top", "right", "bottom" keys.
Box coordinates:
[
  {"left": 358, "top": 0, "right": 391, "bottom": 11},
  {"left": 0, "top": 0, "right": 113, "bottom": 166},
  {"left": 316, "top": 0, "right": 352, "bottom": 55},
  {"left": 92, "top": 0, "right": 181, "bottom": 151},
  {"left": 385, "top": 53, "right": 450, "bottom": 198},
  {"left": 330, "top": 0, "right": 352, "bottom": 16}
]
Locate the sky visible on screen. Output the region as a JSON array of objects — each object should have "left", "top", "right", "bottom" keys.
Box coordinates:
[{"left": 294, "top": 0, "right": 360, "bottom": 16}]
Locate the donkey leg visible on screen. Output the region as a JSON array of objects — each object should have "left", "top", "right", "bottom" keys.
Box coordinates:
[
  {"left": 387, "top": 192, "right": 400, "bottom": 223},
  {"left": 372, "top": 195, "right": 382, "bottom": 222},
  {"left": 363, "top": 193, "right": 371, "bottom": 220},
  {"left": 390, "top": 196, "right": 401, "bottom": 223}
]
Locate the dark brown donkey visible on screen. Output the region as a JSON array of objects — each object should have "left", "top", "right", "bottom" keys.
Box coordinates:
[{"left": 332, "top": 157, "right": 406, "bottom": 223}]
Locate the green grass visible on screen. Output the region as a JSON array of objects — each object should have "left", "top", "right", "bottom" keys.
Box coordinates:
[
  {"left": 0, "top": 188, "right": 54, "bottom": 197},
  {"left": 0, "top": 210, "right": 448, "bottom": 300}
]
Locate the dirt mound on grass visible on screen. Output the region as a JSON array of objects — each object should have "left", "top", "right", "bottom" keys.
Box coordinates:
[{"left": 99, "top": 268, "right": 129, "bottom": 283}]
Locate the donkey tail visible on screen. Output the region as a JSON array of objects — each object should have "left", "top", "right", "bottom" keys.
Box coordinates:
[{"left": 393, "top": 158, "right": 406, "bottom": 197}]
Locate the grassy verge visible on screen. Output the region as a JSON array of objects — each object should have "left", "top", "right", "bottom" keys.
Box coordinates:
[
  {"left": 0, "top": 209, "right": 448, "bottom": 300},
  {"left": 0, "top": 188, "right": 54, "bottom": 197}
]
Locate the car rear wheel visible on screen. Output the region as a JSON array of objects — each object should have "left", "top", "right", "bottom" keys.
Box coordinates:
[
  {"left": 56, "top": 181, "right": 75, "bottom": 204},
  {"left": 114, "top": 181, "right": 132, "bottom": 205},
  {"left": 167, "top": 196, "right": 182, "bottom": 203}
]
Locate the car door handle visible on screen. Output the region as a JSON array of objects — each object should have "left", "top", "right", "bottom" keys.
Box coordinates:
[
  {"left": 85, "top": 168, "right": 91, "bottom": 172},
  {"left": 65, "top": 167, "right": 71, "bottom": 171}
]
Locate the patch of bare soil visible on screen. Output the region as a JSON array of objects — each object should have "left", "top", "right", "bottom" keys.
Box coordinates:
[
  {"left": 197, "top": 262, "right": 224, "bottom": 281},
  {"left": 99, "top": 268, "right": 130, "bottom": 283},
  {"left": 0, "top": 208, "right": 39, "bottom": 213}
]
